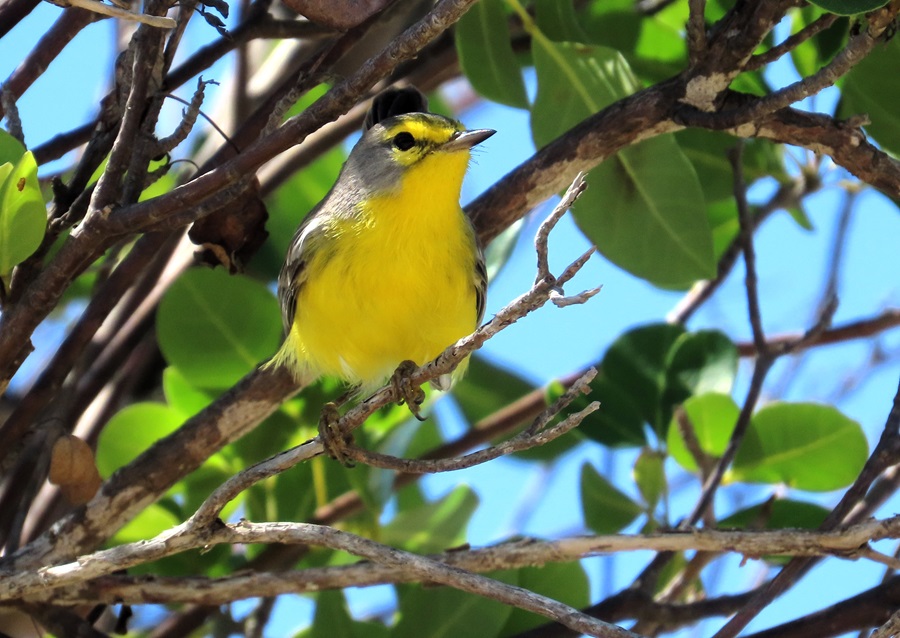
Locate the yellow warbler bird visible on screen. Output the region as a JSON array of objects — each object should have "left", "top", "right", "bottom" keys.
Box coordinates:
[{"left": 269, "top": 87, "right": 493, "bottom": 408}]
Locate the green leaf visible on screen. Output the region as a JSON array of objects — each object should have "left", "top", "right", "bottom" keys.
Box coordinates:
[
  {"left": 529, "top": 41, "right": 714, "bottom": 287},
  {"left": 732, "top": 402, "right": 868, "bottom": 491},
  {"left": 577, "top": 375, "right": 647, "bottom": 447},
  {"left": 96, "top": 402, "right": 184, "bottom": 477},
  {"left": 483, "top": 217, "right": 522, "bottom": 282},
  {"left": 453, "top": 356, "right": 535, "bottom": 424},
  {"left": 707, "top": 199, "right": 739, "bottom": 259},
  {"left": 580, "top": 463, "right": 642, "bottom": 533},
  {"left": 157, "top": 268, "right": 282, "bottom": 389},
  {"left": 0, "top": 150, "right": 46, "bottom": 278},
  {"left": 310, "top": 591, "right": 355, "bottom": 638},
  {"left": 674, "top": 131, "right": 784, "bottom": 204},
  {"left": 664, "top": 329, "right": 739, "bottom": 408},
  {"left": 577, "top": 138, "right": 714, "bottom": 288},
  {"left": 162, "top": 366, "right": 215, "bottom": 417},
  {"left": 719, "top": 498, "right": 831, "bottom": 564},
  {"left": 599, "top": 323, "right": 686, "bottom": 434},
  {"left": 456, "top": 0, "right": 529, "bottom": 108},
  {"left": 383, "top": 485, "right": 478, "bottom": 553},
  {"left": 720, "top": 498, "right": 830, "bottom": 530},
  {"left": 499, "top": 562, "right": 590, "bottom": 636},
  {"left": 840, "top": 38, "right": 900, "bottom": 154},
  {"left": 110, "top": 502, "right": 180, "bottom": 546},
  {"left": 531, "top": 42, "right": 634, "bottom": 148},
  {"left": 396, "top": 578, "right": 512, "bottom": 638},
  {"left": 790, "top": 7, "right": 849, "bottom": 77},
  {"left": 0, "top": 129, "right": 26, "bottom": 166},
  {"left": 633, "top": 449, "right": 666, "bottom": 511},
  {"left": 535, "top": 0, "right": 587, "bottom": 42},
  {"left": 667, "top": 393, "right": 740, "bottom": 473},
  {"left": 453, "top": 355, "right": 535, "bottom": 425},
  {"left": 807, "top": 0, "right": 890, "bottom": 15}
]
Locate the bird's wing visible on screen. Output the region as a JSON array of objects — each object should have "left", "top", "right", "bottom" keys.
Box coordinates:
[
  {"left": 277, "top": 209, "right": 328, "bottom": 336},
  {"left": 474, "top": 242, "right": 487, "bottom": 327}
]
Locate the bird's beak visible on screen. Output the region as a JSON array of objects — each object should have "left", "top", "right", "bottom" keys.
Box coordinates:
[{"left": 443, "top": 128, "right": 496, "bottom": 152}]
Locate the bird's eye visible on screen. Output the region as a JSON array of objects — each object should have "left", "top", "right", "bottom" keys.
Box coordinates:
[{"left": 392, "top": 132, "right": 416, "bottom": 151}]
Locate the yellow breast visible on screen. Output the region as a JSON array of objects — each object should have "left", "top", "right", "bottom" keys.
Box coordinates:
[{"left": 290, "top": 150, "right": 478, "bottom": 389}]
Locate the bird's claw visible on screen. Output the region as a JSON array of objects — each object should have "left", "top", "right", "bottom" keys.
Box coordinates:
[
  {"left": 392, "top": 360, "right": 427, "bottom": 422},
  {"left": 318, "top": 401, "right": 355, "bottom": 467}
]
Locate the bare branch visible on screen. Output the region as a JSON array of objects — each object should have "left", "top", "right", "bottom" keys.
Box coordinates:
[
  {"left": 745, "top": 13, "right": 839, "bottom": 72},
  {"left": 61, "top": 0, "right": 176, "bottom": 27},
  {"left": 13, "top": 515, "right": 900, "bottom": 606},
  {"left": 339, "top": 370, "right": 599, "bottom": 472}
]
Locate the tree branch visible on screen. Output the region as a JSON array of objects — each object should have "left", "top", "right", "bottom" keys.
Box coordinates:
[{"left": 12, "top": 515, "right": 900, "bottom": 605}]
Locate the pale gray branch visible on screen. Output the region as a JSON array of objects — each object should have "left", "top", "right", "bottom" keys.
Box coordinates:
[{"left": 10, "top": 515, "right": 900, "bottom": 607}]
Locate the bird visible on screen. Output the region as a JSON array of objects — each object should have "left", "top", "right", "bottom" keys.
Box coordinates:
[{"left": 268, "top": 86, "right": 493, "bottom": 456}]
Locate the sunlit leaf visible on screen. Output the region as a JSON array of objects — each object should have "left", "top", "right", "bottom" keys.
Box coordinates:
[
  {"left": 732, "top": 402, "right": 868, "bottom": 491},
  {"left": 0, "top": 150, "right": 46, "bottom": 278},
  {"left": 96, "top": 402, "right": 184, "bottom": 477},
  {"left": 667, "top": 393, "right": 740, "bottom": 473},
  {"left": 633, "top": 449, "right": 666, "bottom": 511}
]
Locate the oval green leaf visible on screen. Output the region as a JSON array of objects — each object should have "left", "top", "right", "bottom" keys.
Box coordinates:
[
  {"left": 633, "top": 449, "right": 666, "bottom": 510},
  {"left": 96, "top": 402, "right": 184, "bottom": 477},
  {"left": 600, "top": 322, "right": 686, "bottom": 433},
  {"left": 719, "top": 498, "right": 830, "bottom": 530},
  {"left": 531, "top": 41, "right": 713, "bottom": 288},
  {"left": 807, "top": 0, "right": 890, "bottom": 15},
  {"left": 667, "top": 392, "right": 740, "bottom": 473},
  {"left": 580, "top": 462, "right": 643, "bottom": 533},
  {"left": 719, "top": 498, "right": 831, "bottom": 564},
  {"left": 0, "top": 129, "right": 26, "bottom": 166},
  {"left": 157, "top": 268, "right": 282, "bottom": 389},
  {"left": 732, "top": 402, "right": 868, "bottom": 491},
  {"left": 664, "top": 329, "right": 739, "bottom": 407},
  {"left": 382, "top": 485, "right": 479, "bottom": 553},
  {"left": 0, "top": 150, "right": 46, "bottom": 277},
  {"left": 456, "top": 0, "right": 529, "bottom": 109}
]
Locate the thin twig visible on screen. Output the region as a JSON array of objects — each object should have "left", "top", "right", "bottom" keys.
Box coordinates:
[
  {"left": 62, "top": 0, "right": 176, "bottom": 27},
  {"left": 534, "top": 172, "right": 587, "bottom": 284},
  {"left": 745, "top": 13, "right": 839, "bottom": 72},
  {"left": 735, "top": 308, "right": 900, "bottom": 357},
  {"left": 731, "top": 142, "right": 768, "bottom": 357},
  {"left": 340, "top": 370, "right": 599, "bottom": 472}
]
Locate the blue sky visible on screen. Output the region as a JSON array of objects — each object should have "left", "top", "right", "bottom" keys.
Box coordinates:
[{"left": 3, "top": 5, "right": 900, "bottom": 637}]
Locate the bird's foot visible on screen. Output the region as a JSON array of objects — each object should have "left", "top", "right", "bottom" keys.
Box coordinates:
[
  {"left": 318, "top": 401, "right": 354, "bottom": 467},
  {"left": 391, "top": 360, "right": 426, "bottom": 422}
]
